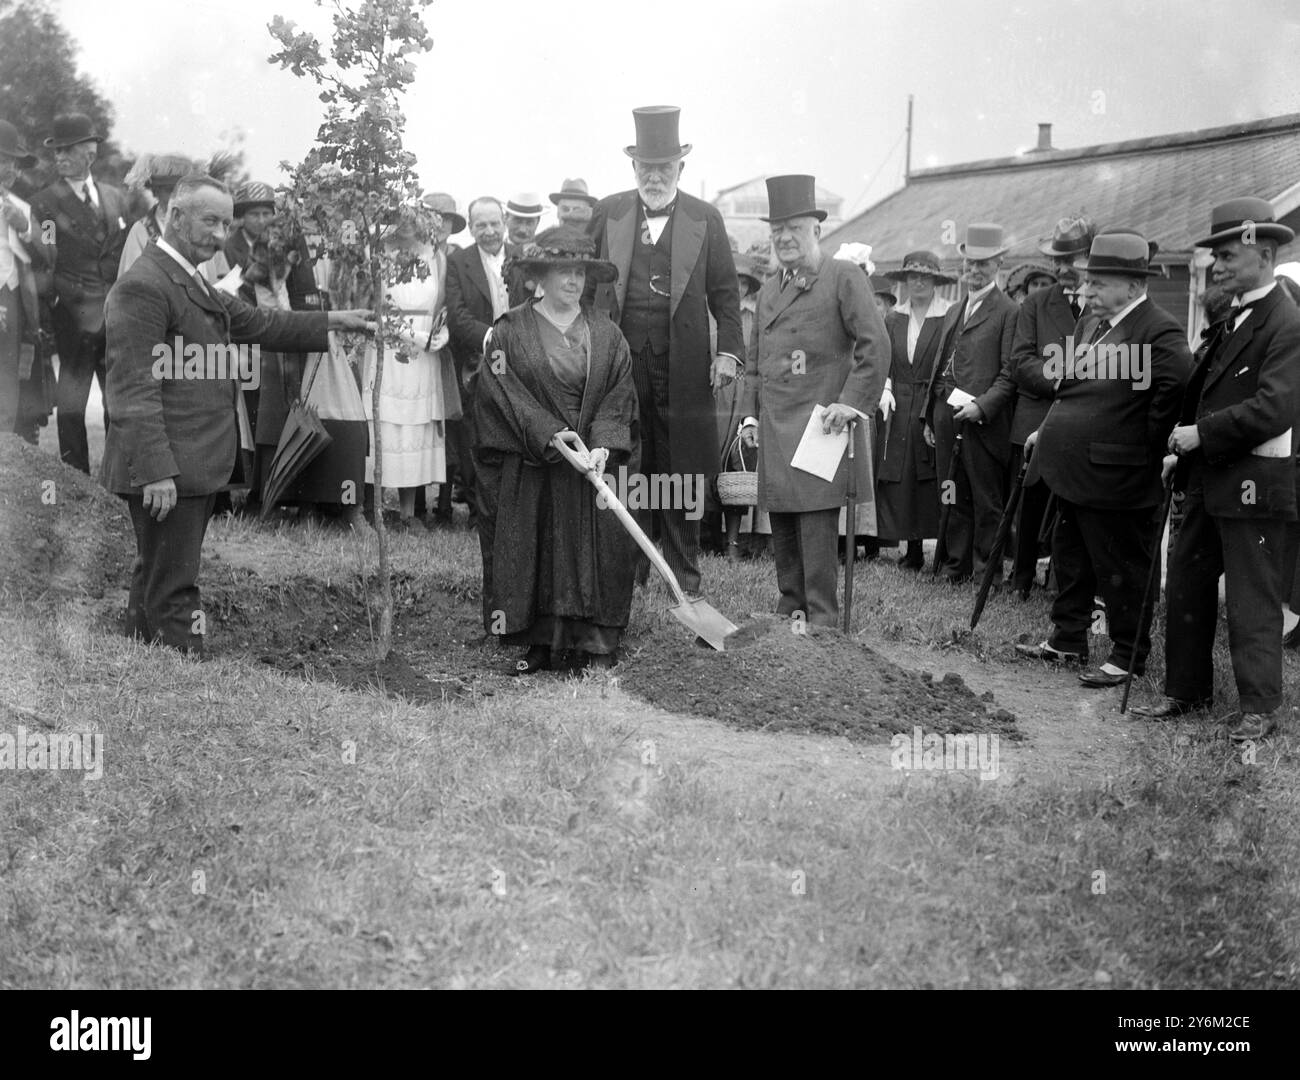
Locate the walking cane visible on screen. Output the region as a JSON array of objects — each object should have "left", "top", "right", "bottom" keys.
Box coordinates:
[
  {"left": 843, "top": 417, "right": 858, "bottom": 633},
  {"left": 932, "top": 422, "right": 964, "bottom": 574},
  {"left": 1120, "top": 474, "right": 1176, "bottom": 714}
]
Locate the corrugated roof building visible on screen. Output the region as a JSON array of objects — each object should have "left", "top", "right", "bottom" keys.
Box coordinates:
[{"left": 824, "top": 114, "right": 1300, "bottom": 340}]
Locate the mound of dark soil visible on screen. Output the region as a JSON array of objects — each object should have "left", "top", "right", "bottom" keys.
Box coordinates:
[
  {"left": 0, "top": 435, "right": 132, "bottom": 602},
  {"left": 620, "top": 616, "right": 1019, "bottom": 741}
]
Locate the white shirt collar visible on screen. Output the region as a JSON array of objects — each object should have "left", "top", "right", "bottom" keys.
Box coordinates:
[
  {"left": 967, "top": 281, "right": 996, "bottom": 306},
  {"left": 155, "top": 236, "right": 201, "bottom": 279},
  {"left": 478, "top": 243, "right": 505, "bottom": 274},
  {"left": 1107, "top": 293, "right": 1148, "bottom": 327},
  {"left": 1235, "top": 280, "right": 1277, "bottom": 307},
  {"left": 66, "top": 176, "right": 97, "bottom": 202}
]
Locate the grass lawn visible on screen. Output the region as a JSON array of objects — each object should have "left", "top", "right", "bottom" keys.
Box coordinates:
[{"left": 2, "top": 434, "right": 1299, "bottom": 989}]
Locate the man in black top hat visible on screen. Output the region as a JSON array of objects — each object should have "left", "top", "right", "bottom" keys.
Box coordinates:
[
  {"left": 591, "top": 106, "right": 745, "bottom": 598},
  {"left": 1132, "top": 198, "right": 1300, "bottom": 741},
  {"left": 1016, "top": 230, "right": 1191, "bottom": 687},
  {"left": 30, "top": 112, "right": 132, "bottom": 473}
]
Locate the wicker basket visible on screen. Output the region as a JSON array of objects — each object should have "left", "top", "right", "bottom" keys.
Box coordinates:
[{"left": 717, "top": 433, "right": 758, "bottom": 507}]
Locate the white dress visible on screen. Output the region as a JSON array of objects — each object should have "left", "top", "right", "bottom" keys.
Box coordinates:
[{"left": 363, "top": 248, "right": 455, "bottom": 487}]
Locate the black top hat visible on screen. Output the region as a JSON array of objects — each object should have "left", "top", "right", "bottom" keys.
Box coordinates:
[
  {"left": 623, "top": 107, "right": 692, "bottom": 164},
  {"left": 43, "top": 113, "right": 103, "bottom": 149},
  {"left": 1195, "top": 196, "right": 1296, "bottom": 248},
  {"left": 885, "top": 250, "right": 957, "bottom": 283},
  {"left": 513, "top": 224, "right": 619, "bottom": 285},
  {"left": 761, "top": 174, "right": 827, "bottom": 223},
  {"left": 1076, "top": 230, "right": 1163, "bottom": 277},
  {"left": 0, "top": 120, "right": 36, "bottom": 168}
]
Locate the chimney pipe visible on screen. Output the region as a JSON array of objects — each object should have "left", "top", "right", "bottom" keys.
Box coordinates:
[{"left": 1037, "top": 123, "right": 1053, "bottom": 151}]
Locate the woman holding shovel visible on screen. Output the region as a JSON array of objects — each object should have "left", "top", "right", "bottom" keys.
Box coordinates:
[{"left": 473, "top": 226, "right": 639, "bottom": 674}]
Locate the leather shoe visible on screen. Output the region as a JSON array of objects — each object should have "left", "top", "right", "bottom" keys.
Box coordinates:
[
  {"left": 1229, "top": 711, "right": 1279, "bottom": 742},
  {"left": 1015, "top": 641, "right": 1087, "bottom": 664},
  {"left": 1078, "top": 667, "right": 1131, "bottom": 688},
  {"left": 1128, "top": 697, "right": 1207, "bottom": 719}
]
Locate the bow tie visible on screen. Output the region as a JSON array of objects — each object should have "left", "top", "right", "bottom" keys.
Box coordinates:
[{"left": 642, "top": 201, "right": 675, "bottom": 219}]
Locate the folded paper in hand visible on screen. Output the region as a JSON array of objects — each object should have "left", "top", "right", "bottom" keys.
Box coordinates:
[
  {"left": 1251, "top": 429, "right": 1292, "bottom": 458},
  {"left": 791, "top": 404, "right": 848, "bottom": 482},
  {"left": 947, "top": 387, "right": 976, "bottom": 408}
]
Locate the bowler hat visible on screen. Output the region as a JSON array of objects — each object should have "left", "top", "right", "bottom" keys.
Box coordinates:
[
  {"left": 1195, "top": 196, "right": 1295, "bottom": 248},
  {"left": 1076, "top": 230, "right": 1163, "bottom": 277},
  {"left": 549, "top": 177, "right": 597, "bottom": 207},
  {"left": 421, "top": 191, "right": 466, "bottom": 234},
  {"left": 43, "top": 112, "right": 102, "bottom": 149},
  {"left": 506, "top": 192, "right": 545, "bottom": 219},
  {"left": 885, "top": 250, "right": 957, "bottom": 283},
  {"left": 514, "top": 224, "right": 618, "bottom": 285},
  {"left": 761, "top": 174, "right": 827, "bottom": 223},
  {"left": 958, "top": 223, "right": 1008, "bottom": 260},
  {"left": 1038, "top": 213, "right": 1096, "bottom": 257},
  {"left": 624, "top": 106, "right": 692, "bottom": 164},
  {"left": 0, "top": 120, "right": 36, "bottom": 168},
  {"left": 234, "top": 180, "right": 276, "bottom": 218}
]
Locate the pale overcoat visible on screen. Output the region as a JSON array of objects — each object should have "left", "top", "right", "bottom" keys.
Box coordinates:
[{"left": 740, "top": 255, "right": 889, "bottom": 513}]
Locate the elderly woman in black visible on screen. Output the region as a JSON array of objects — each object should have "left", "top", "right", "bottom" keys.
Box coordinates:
[{"left": 473, "top": 226, "right": 639, "bottom": 673}]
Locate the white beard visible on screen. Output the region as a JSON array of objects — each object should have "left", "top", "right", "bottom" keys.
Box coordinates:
[{"left": 637, "top": 181, "right": 679, "bottom": 211}]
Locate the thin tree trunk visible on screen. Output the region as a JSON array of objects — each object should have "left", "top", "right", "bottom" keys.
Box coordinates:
[{"left": 369, "top": 246, "right": 393, "bottom": 661}]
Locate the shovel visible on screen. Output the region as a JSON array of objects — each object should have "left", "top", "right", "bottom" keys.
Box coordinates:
[{"left": 555, "top": 434, "right": 739, "bottom": 651}]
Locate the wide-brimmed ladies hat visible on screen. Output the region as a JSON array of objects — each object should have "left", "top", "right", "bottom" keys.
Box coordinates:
[
  {"left": 958, "top": 223, "right": 1009, "bottom": 260},
  {"left": 734, "top": 252, "right": 764, "bottom": 293},
  {"left": 1195, "top": 196, "right": 1295, "bottom": 247},
  {"left": 421, "top": 191, "right": 466, "bottom": 234},
  {"left": 869, "top": 274, "right": 898, "bottom": 301},
  {"left": 885, "top": 250, "right": 957, "bottom": 283},
  {"left": 1075, "top": 229, "right": 1163, "bottom": 277},
  {"left": 43, "top": 112, "right": 102, "bottom": 149},
  {"left": 1038, "top": 213, "right": 1096, "bottom": 257},
  {"left": 0, "top": 120, "right": 36, "bottom": 168},
  {"left": 514, "top": 224, "right": 618, "bottom": 284},
  {"left": 123, "top": 152, "right": 196, "bottom": 193},
  {"left": 1005, "top": 261, "right": 1057, "bottom": 295}
]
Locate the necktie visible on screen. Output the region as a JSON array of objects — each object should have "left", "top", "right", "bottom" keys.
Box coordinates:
[
  {"left": 82, "top": 186, "right": 94, "bottom": 210},
  {"left": 642, "top": 201, "right": 674, "bottom": 219},
  {"left": 1086, "top": 318, "right": 1110, "bottom": 345}
]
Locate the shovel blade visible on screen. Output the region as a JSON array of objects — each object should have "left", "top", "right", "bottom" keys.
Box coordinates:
[{"left": 669, "top": 597, "right": 739, "bottom": 651}]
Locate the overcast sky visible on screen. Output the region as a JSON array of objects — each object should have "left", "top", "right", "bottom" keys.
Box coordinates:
[{"left": 55, "top": 0, "right": 1300, "bottom": 223}]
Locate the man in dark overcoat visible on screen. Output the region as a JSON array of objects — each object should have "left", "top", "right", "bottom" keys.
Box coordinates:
[
  {"left": 1008, "top": 214, "right": 1095, "bottom": 596},
  {"left": 1132, "top": 198, "right": 1300, "bottom": 741},
  {"left": 923, "top": 223, "right": 1018, "bottom": 582},
  {"left": 30, "top": 113, "right": 131, "bottom": 473},
  {"left": 101, "top": 175, "right": 373, "bottom": 654},
  {"left": 738, "top": 175, "right": 888, "bottom": 627},
  {"left": 590, "top": 106, "right": 745, "bottom": 598},
  {"left": 1016, "top": 231, "right": 1191, "bottom": 684}
]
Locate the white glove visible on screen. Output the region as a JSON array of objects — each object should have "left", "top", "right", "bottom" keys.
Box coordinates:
[
  {"left": 588, "top": 447, "right": 610, "bottom": 476},
  {"left": 427, "top": 325, "right": 449, "bottom": 352},
  {"left": 879, "top": 386, "right": 896, "bottom": 422}
]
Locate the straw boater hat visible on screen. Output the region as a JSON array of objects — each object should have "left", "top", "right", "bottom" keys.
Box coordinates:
[
  {"left": 1195, "top": 196, "right": 1295, "bottom": 248},
  {"left": 1038, "top": 213, "right": 1096, "bottom": 258},
  {"left": 1074, "top": 230, "right": 1163, "bottom": 277},
  {"left": 421, "top": 191, "right": 466, "bottom": 234},
  {"left": 0, "top": 120, "right": 37, "bottom": 168},
  {"left": 514, "top": 224, "right": 618, "bottom": 284},
  {"left": 549, "top": 178, "right": 597, "bottom": 207},
  {"left": 958, "top": 223, "right": 1009, "bottom": 260},
  {"left": 885, "top": 250, "right": 957, "bottom": 284},
  {"left": 233, "top": 180, "right": 277, "bottom": 218},
  {"left": 505, "top": 192, "right": 545, "bottom": 219},
  {"left": 1005, "top": 261, "right": 1056, "bottom": 296},
  {"left": 761, "top": 174, "right": 827, "bottom": 222},
  {"left": 624, "top": 106, "right": 692, "bottom": 163},
  {"left": 43, "top": 112, "right": 102, "bottom": 149}
]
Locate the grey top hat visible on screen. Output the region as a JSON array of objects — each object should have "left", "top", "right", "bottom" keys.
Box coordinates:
[{"left": 624, "top": 106, "right": 693, "bottom": 164}]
